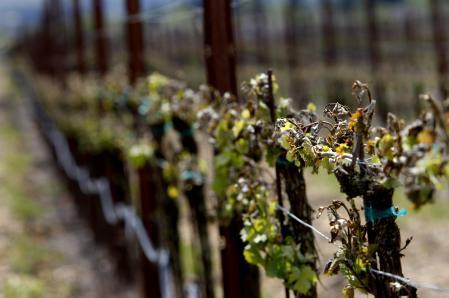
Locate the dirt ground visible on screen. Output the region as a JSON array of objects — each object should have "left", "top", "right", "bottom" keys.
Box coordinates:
[
  {"left": 1, "top": 60, "right": 449, "bottom": 298},
  {"left": 0, "top": 64, "right": 137, "bottom": 297}
]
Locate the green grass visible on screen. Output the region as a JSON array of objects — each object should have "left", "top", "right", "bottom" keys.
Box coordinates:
[
  {"left": 4, "top": 182, "right": 45, "bottom": 221},
  {"left": 35, "top": 181, "right": 65, "bottom": 198},
  {"left": 4, "top": 275, "right": 45, "bottom": 298},
  {"left": 0, "top": 104, "right": 57, "bottom": 297},
  {"left": 9, "top": 235, "right": 59, "bottom": 275},
  {"left": 0, "top": 125, "right": 46, "bottom": 221},
  {"left": 180, "top": 239, "right": 201, "bottom": 279}
]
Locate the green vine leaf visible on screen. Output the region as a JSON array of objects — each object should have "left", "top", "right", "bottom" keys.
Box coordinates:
[{"left": 288, "top": 266, "right": 317, "bottom": 294}]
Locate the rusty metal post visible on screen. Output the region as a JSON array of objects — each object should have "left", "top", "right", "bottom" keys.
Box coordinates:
[
  {"left": 103, "top": 153, "right": 134, "bottom": 281},
  {"left": 137, "top": 164, "right": 162, "bottom": 298},
  {"left": 252, "top": 0, "right": 269, "bottom": 65},
  {"left": 320, "top": 0, "right": 346, "bottom": 103},
  {"left": 203, "top": 1, "right": 260, "bottom": 297},
  {"left": 321, "top": 0, "right": 336, "bottom": 68},
  {"left": 364, "top": 0, "right": 387, "bottom": 121},
  {"left": 365, "top": 0, "right": 380, "bottom": 74},
  {"left": 203, "top": 0, "right": 237, "bottom": 94},
  {"left": 404, "top": 12, "right": 416, "bottom": 68},
  {"left": 404, "top": 12, "right": 424, "bottom": 114},
  {"left": 430, "top": 0, "right": 449, "bottom": 99},
  {"left": 40, "top": 0, "right": 53, "bottom": 75},
  {"left": 126, "top": 0, "right": 145, "bottom": 85},
  {"left": 284, "top": 0, "right": 307, "bottom": 106},
  {"left": 53, "top": 0, "right": 67, "bottom": 82},
  {"left": 73, "top": 0, "right": 86, "bottom": 74},
  {"left": 92, "top": 0, "right": 108, "bottom": 75},
  {"left": 42, "top": 0, "right": 64, "bottom": 77}
]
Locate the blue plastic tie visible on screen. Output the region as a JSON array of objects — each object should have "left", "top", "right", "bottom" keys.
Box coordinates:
[
  {"left": 365, "top": 206, "right": 408, "bottom": 223},
  {"left": 179, "top": 127, "right": 194, "bottom": 138},
  {"left": 181, "top": 170, "right": 203, "bottom": 184},
  {"left": 138, "top": 97, "right": 151, "bottom": 115},
  {"left": 275, "top": 157, "right": 295, "bottom": 167},
  {"left": 151, "top": 123, "right": 168, "bottom": 137},
  {"left": 164, "top": 121, "right": 173, "bottom": 131}
]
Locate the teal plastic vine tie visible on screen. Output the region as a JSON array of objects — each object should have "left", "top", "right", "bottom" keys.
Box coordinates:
[
  {"left": 151, "top": 125, "right": 165, "bottom": 137},
  {"left": 179, "top": 127, "right": 193, "bottom": 138},
  {"left": 163, "top": 121, "right": 173, "bottom": 131},
  {"left": 275, "top": 156, "right": 294, "bottom": 167},
  {"left": 181, "top": 170, "right": 203, "bottom": 184},
  {"left": 365, "top": 206, "right": 408, "bottom": 223},
  {"left": 138, "top": 96, "right": 151, "bottom": 115}
]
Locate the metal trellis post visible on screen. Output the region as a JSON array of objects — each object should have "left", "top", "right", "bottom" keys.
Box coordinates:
[
  {"left": 203, "top": 1, "right": 260, "bottom": 297},
  {"left": 126, "top": 0, "right": 145, "bottom": 85},
  {"left": 430, "top": 0, "right": 449, "bottom": 99},
  {"left": 138, "top": 164, "right": 162, "bottom": 298},
  {"left": 364, "top": 0, "right": 388, "bottom": 121},
  {"left": 73, "top": 0, "right": 86, "bottom": 74},
  {"left": 93, "top": 0, "right": 108, "bottom": 76}
]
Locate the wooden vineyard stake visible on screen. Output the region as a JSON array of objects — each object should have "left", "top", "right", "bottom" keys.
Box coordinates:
[
  {"left": 126, "top": 0, "right": 145, "bottom": 85},
  {"left": 203, "top": 0, "right": 260, "bottom": 297},
  {"left": 430, "top": 0, "right": 449, "bottom": 99},
  {"left": 73, "top": 0, "right": 86, "bottom": 74},
  {"left": 92, "top": 0, "right": 108, "bottom": 76}
]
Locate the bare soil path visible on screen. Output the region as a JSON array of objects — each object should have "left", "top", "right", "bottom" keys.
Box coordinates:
[{"left": 0, "top": 63, "right": 137, "bottom": 298}]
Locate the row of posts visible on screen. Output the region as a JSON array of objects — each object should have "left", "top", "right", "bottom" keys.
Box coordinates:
[
  {"left": 32, "top": 0, "right": 257, "bottom": 297},
  {"left": 25, "top": 0, "right": 449, "bottom": 298},
  {"left": 36, "top": 0, "right": 449, "bottom": 103}
]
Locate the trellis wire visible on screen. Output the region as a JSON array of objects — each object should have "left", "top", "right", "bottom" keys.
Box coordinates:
[
  {"left": 84, "top": 0, "right": 251, "bottom": 41},
  {"left": 277, "top": 205, "right": 332, "bottom": 243},
  {"left": 102, "top": 0, "right": 251, "bottom": 26},
  {"left": 21, "top": 79, "right": 449, "bottom": 295},
  {"left": 26, "top": 92, "right": 202, "bottom": 298},
  {"left": 278, "top": 206, "right": 449, "bottom": 293}
]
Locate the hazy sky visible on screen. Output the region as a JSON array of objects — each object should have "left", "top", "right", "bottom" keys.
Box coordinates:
[
  {"left": 0, "top": 0, "right": 42, "bottom": 9},
  {"left": 0, "top": 0, "right": 162, "bottom": 34},
  {"left": 0, "top": 0, "right": 43, "bottom": 36}
]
